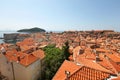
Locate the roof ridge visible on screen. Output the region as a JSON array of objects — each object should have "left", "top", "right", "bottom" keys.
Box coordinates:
[
  {"left": 68, "top": 66, "right": 112, "bottom": 80},
  {"left": 108, "top": 58, "right": 120, "bottom": 74},
  {"left": 68, "top": 65, "right": 84, "bottom": 78}
]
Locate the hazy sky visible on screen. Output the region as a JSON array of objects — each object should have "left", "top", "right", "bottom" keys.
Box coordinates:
[{"left": 0, "top": 0, "right": 120, "bottom": 31}]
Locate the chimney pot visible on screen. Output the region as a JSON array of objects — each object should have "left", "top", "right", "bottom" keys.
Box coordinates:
[{"left": 65, "top": 70, "right": 70, "bottom": 80}]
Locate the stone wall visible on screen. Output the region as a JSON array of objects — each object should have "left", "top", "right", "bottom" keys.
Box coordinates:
[{"left": 4, "top": 33, "right": 30, "bottom": 43}]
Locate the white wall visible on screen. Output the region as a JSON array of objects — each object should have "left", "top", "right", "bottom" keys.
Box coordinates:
[{"left": 13, "top": 59, "right": 41, "bottom": 80}]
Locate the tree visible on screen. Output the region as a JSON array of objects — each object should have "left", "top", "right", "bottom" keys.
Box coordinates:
[
  {"left": 42, "top": 44, "right": 65, "bottom": 80},
  {"left": 63, "top": 41, "right": 70, "bottom": 60},
  {"left": 41, "top": 42, "right": 70, "bottom": 80}
]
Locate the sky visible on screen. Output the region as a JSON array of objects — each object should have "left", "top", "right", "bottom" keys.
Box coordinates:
[{"left": 0, "top": 0, "right": 120, "bottom": 31}]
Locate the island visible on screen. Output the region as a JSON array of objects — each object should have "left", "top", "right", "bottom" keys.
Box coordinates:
[{"left": 17, "top": 27, "right": 46, "bottom": 33}]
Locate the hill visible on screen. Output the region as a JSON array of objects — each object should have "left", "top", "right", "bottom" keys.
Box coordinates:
[{"left": 17, "top": 27, "right": 46, "bottom": 33}]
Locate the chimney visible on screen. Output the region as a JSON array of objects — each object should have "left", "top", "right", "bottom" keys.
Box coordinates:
[
  {"left": 65, "top": 71, "right": 70, "bottom": 80},
  {"left": 104, "top": 55, "right": 110, "bottom": 60},
  {"left": 79, "top": 49, "right": 84, "bottom": 54},
  {"left": 17, "top": 55, "right": 20, "bottom": 63},
  {"left": 95, "top": 51, "right": 100, "bottom": 62}
]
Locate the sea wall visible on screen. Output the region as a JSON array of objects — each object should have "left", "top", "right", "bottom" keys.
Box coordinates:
[{"left": 4, "top": 33, "right": 30, "bottom": 43}]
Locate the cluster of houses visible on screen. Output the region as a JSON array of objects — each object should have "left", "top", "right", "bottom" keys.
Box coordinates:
[
  {"left": 53, "top": 30, "right": 120, "bottom": 80},
  {"left": 0, "top": 30, "right": 120, "bottom": 80},
  {"left": 0, "top": 38, "right": 45, "bottom": 80}
]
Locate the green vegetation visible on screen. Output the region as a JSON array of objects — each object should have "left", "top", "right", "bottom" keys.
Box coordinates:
[
  {"left": 42, "top": 43, "right": 69, "bottom": 80},
  {"left": 63, "top": 41, "right": 70, "bottom": 60},
  {"left": 17, "top": 27, "right": 46, "bottom": 33}
]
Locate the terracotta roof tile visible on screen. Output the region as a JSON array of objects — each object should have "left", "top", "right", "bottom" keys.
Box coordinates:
[
  {"left": 77, "top": 56, "right": 112, "bottom": 73},
  {"left": 105, "top": 52, "right": 120, "bottom": 63},
  {"left": 20, "top": 54, "right": 39, "bottom": 66},
  {"left": 5, "top": 50, "right": 39, "bottom": 66},
  {"left": 32, "top": 49, "right": 45, "bottom": 59},
  {"left": 52, "top": 60, "right": 81, "bottom": 80},
  {"left": 96, "top": 48, "right": 109, "bottom": 53},
  {"left": 98, "top": 57, "right": 116, "bottom": 73},
  {"left": 112, "top": 76, "right": 120, "bottom": 80},
  {"left": 17, "top": 38, "right": 35, "bottom": 46},
  {"left": 69, "top": 66, "right": 111, "bottom": 80},
  {"left": 108, "top": 59, "right": 120, "bottom": 73},
  {"left": 53, "top": 60, "right": 112, "bottom": 80}
]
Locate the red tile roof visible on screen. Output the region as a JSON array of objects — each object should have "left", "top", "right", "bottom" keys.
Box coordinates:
[
  {"left": 98, "top": 57, "right": 116, "bottom": 73},
  {"left": 108, "top": 59, "right": 120, "bottom": 74},
  {"left": 96, "top": 48, "right": 109, "bottom": 53},
  {"left": 112, "top": 77, "right": 120, "bottom": 80},
  {"left": 77, "top": 56, "right": 112, "bottom": 73},
  {"left": 69, "top": 66, "right": 111, "bottom": 80},
  {"left": 32, "top": 49, "right": 45, "bottom": 59},
  {"left": 52, "top": 60, "right": 81, "bottom": 80},
  {"left": 5, "top": 49, "right": 39, "bottom": 66},
  {"left": 105, "top": 52, "right": 120, "bottom": 63},
  {"left": 3, "top": 37, "right": 46, "bottom": 67},
  {"left": 72, "top": 45, "right": 120, "bottom": 75},
  {"left": 20, "top": 54, "right": 39, "bottom": 66},
  {"left": 53, "top": 60, "right": 112, "bottom": 80},
  {"left": 17, "top": 38, "right": 35, "bottom": 46}
]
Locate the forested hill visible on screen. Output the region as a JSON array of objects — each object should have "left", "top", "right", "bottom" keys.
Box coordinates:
[{"left": 17, "top": 27, "right": 46, "bottom": 33}]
